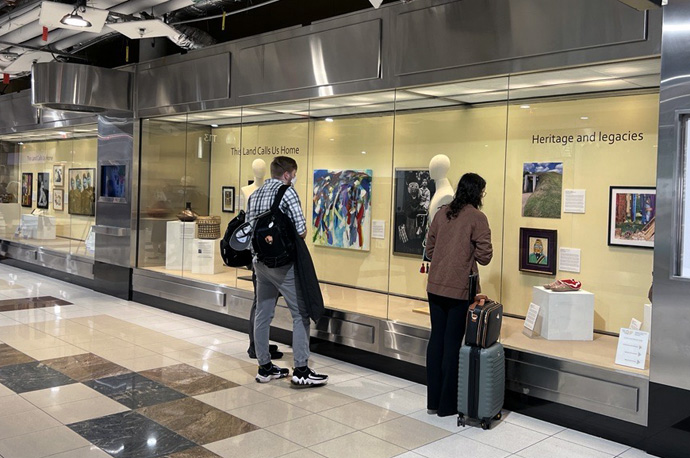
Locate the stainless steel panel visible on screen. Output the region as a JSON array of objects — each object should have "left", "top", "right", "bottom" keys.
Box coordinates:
[
  {"left": 651, "top": 0, "right": 690, "bottom": 390},
  {"left": 0, "top": 92, "right": 38, "bottom": 132},
  {"left": 395, "top": 0, "right": 646, "bottom": 77},
  {"left": 0, "top": 240, "right": 94, "bottom": 280},
  {"left": 32, "top": 63, "right": 132, "bottom": 114},
  {"left": 92, "top": 226, "right": 130, "bottom": 237},
  {"left": 137, "top": 53, "right": 230, "bottom": 110},
  {"left": 239, "top": 20, "right": 381, "bottom": 97},
  {"left": 132, "top": 272, "right": 226, "bottom": 311},
  {"left": 506, "top": 350, "right": 649, "bottom": 426}
]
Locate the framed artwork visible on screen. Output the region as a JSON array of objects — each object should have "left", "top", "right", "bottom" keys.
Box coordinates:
[
  {"left": 68, "top": 168, "right": 96, "bottom": 216},
  {"left": 608, "top": 186, "right": 656, "bottom": 249},
  {"left": 519, "top": 227, "right": 557, "bottom": 275},
  {"left": 21, "top": 172, "right": 33, "bottom": 207},
  {"left": 522, "top": 162, "right": 563, "bottom": 219},
  {"left": 393, "top": 169, "right": 436, "bottom": 257},
  {"left": 53, "top": 164, "right": 64, "bottom": 187},
  {"left": 222, "top": 186, "right": 235, "bottom": 213},
  {"left": 37, "top": 172, "right": 50, "bottom": 209},
  {"left": 53, "top": 189, "right": 64, "bottom": 211},
  {"left": 99, "top": 164, "right": 128, "bottom": 203},
  {"left": 312, "top": 169, "right": 373, "bottom": 251}
]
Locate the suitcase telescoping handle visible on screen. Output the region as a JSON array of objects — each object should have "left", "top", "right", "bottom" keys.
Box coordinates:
[{"left": 469, "top": 294, "right": 488, "bottom": 311}]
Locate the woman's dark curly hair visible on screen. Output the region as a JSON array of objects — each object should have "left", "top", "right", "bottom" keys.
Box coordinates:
[{"left": 446, "top": 173, "right": 486, "bottom": 220}]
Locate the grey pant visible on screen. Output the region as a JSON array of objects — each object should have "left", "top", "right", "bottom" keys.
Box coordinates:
[{"left": 253, "top": 261, "right": 310, "bottom": 367}]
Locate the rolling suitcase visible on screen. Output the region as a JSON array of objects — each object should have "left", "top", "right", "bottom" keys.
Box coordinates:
[{"left": 457, "top": 342, "right": 505, "bottom": 429}]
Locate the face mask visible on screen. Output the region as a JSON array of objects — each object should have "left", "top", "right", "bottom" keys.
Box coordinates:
[{"left": 291, "top": 174, "right": 298, "bottom": 186}]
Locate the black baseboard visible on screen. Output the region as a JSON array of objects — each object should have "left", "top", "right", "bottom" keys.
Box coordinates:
[
  {"left": 132, "top": 291, "right": 426, "bottom": 384},
  {"left": 643, "top": 382, "right": 690, "bottom": 458},
  {"left": 93, "top": 262, "right": 132, "bottom": 300},
  {"left": 0, "top": 257, "right": 95, "bottom": 291}
]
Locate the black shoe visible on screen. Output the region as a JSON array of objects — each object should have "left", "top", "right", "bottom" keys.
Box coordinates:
[
  {"left": 291, "top": 366, "right": 328, "bottom": 386},
  {"left": 248, "top": 344, "right": 282, "bottom": 360},
  {"left": 255, "top": 363, "right": 289, "bottom": 383}
]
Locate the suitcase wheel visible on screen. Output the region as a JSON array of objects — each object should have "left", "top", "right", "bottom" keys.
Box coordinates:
[
  {"left": 481, "top": 420, "right": 490, "bottom": 430},
  {"left": 495, "top": 412, "right": 502, "bottom": 421},
  {"left": 457, "top": 415, "right": 466, "bottom": 427}
]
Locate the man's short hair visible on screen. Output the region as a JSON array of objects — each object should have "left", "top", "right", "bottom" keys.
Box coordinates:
[{"left": 271, "top": 156, "right": 298, "bottom": 178}]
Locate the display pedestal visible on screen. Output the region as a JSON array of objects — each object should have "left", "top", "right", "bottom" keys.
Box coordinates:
[
  {"left": 20, "top": 214, "right": 56, "bottom": 240},
  {"left": 532, "top": 286, "right": 594, "bottom": 341},
  {"left": 165, "top": 221, "right": 195, "bottom": 271},
  {"left": 191, "top": 238, "right": 223, "bottom": 275}
]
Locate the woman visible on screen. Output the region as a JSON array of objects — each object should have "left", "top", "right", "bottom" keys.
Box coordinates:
[{"left": 425, "top": 172, "right": 493, "bottom": 417}]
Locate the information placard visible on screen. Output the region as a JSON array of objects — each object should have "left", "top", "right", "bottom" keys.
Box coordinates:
[
  {"left": 615, "top": 328, "right": 649, "bottom": 370},
  {"left": 564, "top": 189, "right": 586, "bottom": 213},
  {"left": 559, "top": 248, "right": 581, "bottom": 273},
  {"left": 524, "top": 303, "right": 541, "bottom": 331}
]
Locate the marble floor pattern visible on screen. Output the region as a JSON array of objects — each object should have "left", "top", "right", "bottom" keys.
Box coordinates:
[{"left": 0, "top": 264, "right": 660, "bottom": 458}]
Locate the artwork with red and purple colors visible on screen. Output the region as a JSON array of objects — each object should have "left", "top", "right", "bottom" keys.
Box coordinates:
[{"left": 312, "top": 169, "right": 372, "bottom": 251}]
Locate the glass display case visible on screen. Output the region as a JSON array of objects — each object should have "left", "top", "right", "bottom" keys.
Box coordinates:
[{"left": 0, "top": 126, "right": 99, "bottom": 259}]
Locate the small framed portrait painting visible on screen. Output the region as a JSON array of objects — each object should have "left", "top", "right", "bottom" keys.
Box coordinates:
[
  {"left": 222, "top": 186, "right": 235, "bottom": 213},
  {"left": 519, "top": 227, "right": 557, "bottom": 275}
]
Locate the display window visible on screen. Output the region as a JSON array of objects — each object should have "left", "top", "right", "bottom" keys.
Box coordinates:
[
  {"left": 0, "top": 126, "right": 98, "bottom": 258},
  {"left": 137, "top": 58, "right": 659, "bottom": 373}
]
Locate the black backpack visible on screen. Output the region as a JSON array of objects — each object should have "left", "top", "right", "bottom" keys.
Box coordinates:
[
  {"left": 220, "top": 210, "right": 253, "bottom": 267},
  {"left": 252, "top": 185, "right": 295, "bottom": 268}
]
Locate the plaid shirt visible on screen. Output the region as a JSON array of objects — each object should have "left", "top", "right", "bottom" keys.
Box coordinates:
[{"left": 247, "top": 178, "right": 307, "bottom": 235}]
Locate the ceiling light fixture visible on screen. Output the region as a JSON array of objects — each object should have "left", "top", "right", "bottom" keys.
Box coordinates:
[
  {"left": 325, "top": 117, "right": 334, "bottom": 122},
  {"left": 60, "top": 1, "right": 92, "bottom": 28}
]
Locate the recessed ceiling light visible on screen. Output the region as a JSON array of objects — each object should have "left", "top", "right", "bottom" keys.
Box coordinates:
[
  {"left": 325, "top": 118, "right": 334, "bottom": 122},
  {"left": 520, "top": 104, "right": 530, "bottom": 109},
  {"left": 580, "top": 116, "right": 589, "bottom": 120},
  {"left": 329, "top": 138, "right": 335, "bottom": 142},
  {"left": 211, "top": 124, "right": 218, "bottom": 127},
  {"left": 361, "top": 151, "right": 366, "bottom": 155},
  {"left": 17, "top": 142, "right": 23, "bottom": 145}
]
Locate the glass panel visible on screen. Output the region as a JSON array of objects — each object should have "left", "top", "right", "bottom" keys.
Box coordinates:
[
  {"left": 0, "top": 127, "right": 97, "bottom": 257},
  {"left": 308, "top": 92, "right": 396, "bottom": 319},
  {"left": 388, "top": 79, "right": 510, "bottom": 328},
  {"left": 681, "top": 116, "right": 690, "bottom": 277},
  {"left": 0, "top": 140, "right": 20, "bottom": 240},
  {"left": 138, "top": 117, "right": 189, "bottom": 276},
  {"left": 503, "top": 64, "right": 659, "bottom": 334}
]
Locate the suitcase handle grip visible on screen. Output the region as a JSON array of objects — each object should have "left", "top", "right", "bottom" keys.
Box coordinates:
[{"left": 469, "top": 294, "right": 489, "bottom": 311}]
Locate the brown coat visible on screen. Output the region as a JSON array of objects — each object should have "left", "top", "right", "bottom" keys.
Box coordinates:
[{"left": 426, "top": 204, "right": 493, "bottom": 300}]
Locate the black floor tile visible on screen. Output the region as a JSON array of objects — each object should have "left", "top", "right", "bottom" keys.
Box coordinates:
[
  {"left": 69, "top": 411, "right": 197, "bottom": 458},
  {"left": 0, "top": 361, "right": 76, "bottom": 393},
  {"left": 0, "top": 296, "right": 72, "bottom": 311},
  {"left": 85, "top": 373, "right": 187, "bottom": 409}
]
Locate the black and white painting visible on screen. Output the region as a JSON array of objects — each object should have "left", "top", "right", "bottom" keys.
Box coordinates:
[{"left": 394, "top": 169, "right": 436, "bottom": 256}]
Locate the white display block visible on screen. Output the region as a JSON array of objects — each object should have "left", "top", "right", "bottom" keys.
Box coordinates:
[
  {"left": 532, "top": 286, "right": 594, "bottom": 341},
  {"left": 20, "top": 214, "right": 56, "bottom": 240},
  {"left": 192, "top": 238, "right": 223, "bottom": 275},
  {"left": 642, "top": 303, "right": 652, "bottom": 334},
  {"left": 165, "top": 221, "right": 195, "bottom": 271}
]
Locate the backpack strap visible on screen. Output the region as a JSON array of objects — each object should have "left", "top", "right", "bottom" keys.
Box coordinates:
[{"left": 271, "top": 185, "right": 291, "bottom": 212}]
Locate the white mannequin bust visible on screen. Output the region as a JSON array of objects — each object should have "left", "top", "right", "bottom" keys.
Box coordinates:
[
  {"left": 240, "top": 159, "right": 267, "bottom": 210},
  {"left": 428, "top": 154, "right": 454, "bottom": 223}
]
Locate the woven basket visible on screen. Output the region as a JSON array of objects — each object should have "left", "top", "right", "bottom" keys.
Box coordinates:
[{"left": 196, "top": 216, "right": 221, "bottom": 239}]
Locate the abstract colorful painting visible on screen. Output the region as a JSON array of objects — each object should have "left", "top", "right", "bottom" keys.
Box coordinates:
[
  {"left": 608, "top": 186, "right": 655, "bottom": 249},
  {"left": 312, "top": 169, "right": 372, "bottom": 251}
]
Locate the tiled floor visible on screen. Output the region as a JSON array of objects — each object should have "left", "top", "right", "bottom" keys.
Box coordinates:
[{"left": 0, "top": 265, "right": 660, "bottom": 458}]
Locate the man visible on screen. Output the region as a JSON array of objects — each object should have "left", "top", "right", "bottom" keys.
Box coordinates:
[{"left": 247, "top": 156, "right": 328, "bottom": 386}]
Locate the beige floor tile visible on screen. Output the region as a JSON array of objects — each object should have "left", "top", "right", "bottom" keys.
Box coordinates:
[
  {"left": 147, "top": 340, "right": 203, "bottom": 353},
  {"left": 363, "top": 416, "right": 451, "bottom": 450},
  {"left": 365, "top": 388, "right": 427, "bottom": 415},
  {"left": 117, "top": 354, "right": 181, "bottom": 371},
  {"left": 55, "top": 331, "right": 114, "bottom": 345},
  {"left": 91, "top": 345, "right": 158, "bottom": 361},
  {"left": 0, "top": 394, "right": 40, "bottom": 416},
  {"left": 184, "top": 333, "right": 242, "bottom": 347},
  {"left": 205, "top": 429, "right": 302, "bottom": 458},
  {"left": 68, "top": 338, "right": 136, "bottom": 353},
  {"left": 280, "top": 450, "right": 326, "bottom": 458},
  {"left": 310, "top": 431, "right": 405, "bottom": 458},
  {"left": 195, "top": 386, "right": 272, "bottom": 411},
  {"left": 282, "top": 388, "right": 358, "bottom": 413},
  {"left": 0, "top": 383, "right": 14, "bottom": 398},
  {"left": 267, "top": 413, "right": 355, "bottom": 447},
  {"left": 45, "top": 445, "right": 111, "bottom": 458},
  {"left": 229, "top": 399, "right": 312, "bottom": 428},
  {"left": 22, "top": 345, "right": 87, "bottom": 361},
  {"left": 0, "top": 409, "right": 62, "bottom": 439},
  {"left": 215, "top": 367, "right": 258, "bottom": 385},
  {"left": 321, "top": 401, "right": 401, "bottom": 430},
  {"left": 21, "top": 383, "right": 102, "bottom": 408},
  {"left": 185, "top": 357, "right": 254, "bottom": 374},
  {"left": 5, "top": 335, "right": 63, "bottom": 351},
  {"left": 43, "top": 395, "right": 129, "bottom": 424},
  {"left": 164, "top": 347, "right": 228, "bottom": 362},
  {"left": 0, "top": 425, "right": 90, "bottom": 458},
  {"left": 246, "top": 380, "right": 300, "bottom": 398}
]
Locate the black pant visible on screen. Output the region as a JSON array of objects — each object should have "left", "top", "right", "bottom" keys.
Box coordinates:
[{"left": 426, "top": 292, "right": 470, "bottom": 416}]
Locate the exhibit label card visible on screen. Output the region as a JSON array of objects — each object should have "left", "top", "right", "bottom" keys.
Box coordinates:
[
  {"left": 564, "top": 189, "right": 586, "bottom": 213},
  {"left": 558, "top": 247, "right": 581, "bottom": 273},
  {"left": 524, "top": 303, "right": 541, "bottom": 331},
  {"left": 615, "top": 328, "right": 649, "bottom": 370},
  {"left": 372, "top": 220, "right": 386, "bottom": 239}
]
